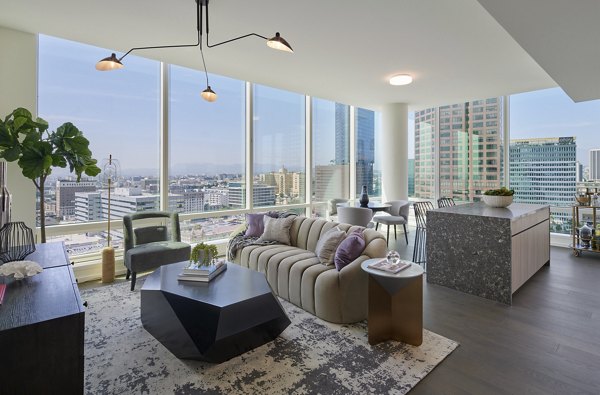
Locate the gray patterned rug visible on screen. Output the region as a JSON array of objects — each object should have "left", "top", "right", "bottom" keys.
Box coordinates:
[{"left": 81, "top": 280, "right": 458, "bottom": 394}]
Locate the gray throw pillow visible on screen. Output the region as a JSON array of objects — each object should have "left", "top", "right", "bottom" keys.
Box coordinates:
[
  {"left": 257, "top": 216, "right": 295, "bottom": 245},
  {"left": 315, "top": 226, "right": 347, "bottom": 265}
]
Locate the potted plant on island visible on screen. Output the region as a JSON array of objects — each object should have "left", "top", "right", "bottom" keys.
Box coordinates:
[
  {"left": 190, "top": 242, "right": 218, "bottom": 266},
  {"left": 482, "top": 187, "right": 514, "bottom": 208},
  {"left": 0, "top": 108, "right": 101, "bottom": 242}
]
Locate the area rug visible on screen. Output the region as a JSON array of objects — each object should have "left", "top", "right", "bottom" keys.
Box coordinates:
[{"left": 81, "top": 280, "right": 458, "bottom": 394}]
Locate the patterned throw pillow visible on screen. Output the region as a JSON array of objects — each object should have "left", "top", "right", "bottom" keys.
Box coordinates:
[
  {"left": 257, "top": 216, "right": 296, "bottom": 245},
  {"left": 315, "top": 226, "right": 347, "bottom": 265},
  {"left": 334, "top": 229, "right": 366, "bottom": 271}
]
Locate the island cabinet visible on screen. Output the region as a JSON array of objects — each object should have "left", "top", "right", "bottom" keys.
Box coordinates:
[
  {"left": 426, "top": 203, "right": 550, "bottom": 305},
  {"left": 0, "top": 242, "right": 84, "bottom": 395}
]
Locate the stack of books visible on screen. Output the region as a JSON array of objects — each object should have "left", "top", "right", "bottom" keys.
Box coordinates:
[{"left": 178, "top": 260, "right": 227, "bottom": 282}]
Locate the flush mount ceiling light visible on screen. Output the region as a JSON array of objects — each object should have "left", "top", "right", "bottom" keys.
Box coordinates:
[
  {"left": 389, "top": 74, "right": 413, "bottom": 86},
  {"left": 96, "top": 0, "right": 293, "bottom": 102}
]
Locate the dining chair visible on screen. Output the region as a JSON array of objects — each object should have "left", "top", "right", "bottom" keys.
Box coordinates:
[
  {"left": 372, "top": 200, "right": 410, "bottom": 244},
  {"left": 337, "top": 206, "right": 374, "bottom": 227},
  {"left": 437, "top": 197, "right": 455, "bottom": 208}
]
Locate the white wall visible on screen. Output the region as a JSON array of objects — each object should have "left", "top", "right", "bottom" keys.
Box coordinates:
[{"left": 0, "top": 26, "right": 37, "bottom": 230}]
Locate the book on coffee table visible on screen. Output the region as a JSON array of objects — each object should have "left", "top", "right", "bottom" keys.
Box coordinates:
[
  {"left": 178, "top": 263, "right": 227, "bottom": 282},
  {"left": 182, "top": 260, "right": 225, "bottom": 276},
  {"left": 368, "top": 259, "right": 411, "bottom": 274}
]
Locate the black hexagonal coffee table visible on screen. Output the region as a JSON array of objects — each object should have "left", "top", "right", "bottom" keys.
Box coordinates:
[{"left": 141, "top": 261, "right": 290, "bottom": 363}]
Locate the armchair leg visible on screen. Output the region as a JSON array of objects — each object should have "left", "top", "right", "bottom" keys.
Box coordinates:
[
  {"left": 386, "top": 225, "right": 390, "bottom": 244},
  {"left": 126, "top": 269, "right": 131, "bottom": 280},
  {"left": 403, "top": 224, "right": 409, "bottom": 244},
  {"left": 394, "top": 224, "right": 397, "bottom": 240},
  {"left": 375, "top": 223, "right": 379, "bottom": 231},
  {"left": 130, "top": 272, "right": 137, "bottom": 291}
]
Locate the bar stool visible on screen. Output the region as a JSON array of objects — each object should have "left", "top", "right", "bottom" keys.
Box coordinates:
[
  {"left": 412, "top": 201, "right": 435, "bottom": 270},
  {"left": 437, "top": 197, "right": 455, "bottom": 208}
]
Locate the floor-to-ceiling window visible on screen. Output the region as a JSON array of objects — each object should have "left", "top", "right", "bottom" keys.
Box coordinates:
[
  {"left": 169, "top": 66, "right": 246, "bottom": 242},
  {"left": 38, "top": 35, "right": 160, "bottom": 255},
  {"left": 355, "top": 108, "right": 381, "bottom": 198},
  {"left": 253, "top": 84, "right": 305, "bottom": 206},
  {"left": 311, "top": 99, "right": 350, "bottom": 217},
  {"left": 510, "top": 87, "right": 600, "bottom": 235}
]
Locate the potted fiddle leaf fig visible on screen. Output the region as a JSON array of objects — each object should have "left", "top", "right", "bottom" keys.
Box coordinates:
[{"left": 0, "top": 107, "right": 101, "bottom": 242}]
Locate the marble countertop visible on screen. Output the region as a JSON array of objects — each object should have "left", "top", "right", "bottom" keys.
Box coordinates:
[{"left": 432, "top": 202, "right": 549, "bottom": 220}]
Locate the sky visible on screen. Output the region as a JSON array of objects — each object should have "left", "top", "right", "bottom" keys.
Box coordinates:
[{"left": 38, "top": 35, "right": 600, "bottom": 177}]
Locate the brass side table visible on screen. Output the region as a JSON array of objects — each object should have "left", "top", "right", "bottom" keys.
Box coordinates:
[{"left": 361, "top": 259, "right": 424, "bottom": 346}]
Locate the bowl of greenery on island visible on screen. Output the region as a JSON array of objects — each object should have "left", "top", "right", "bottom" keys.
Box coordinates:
[
  {"left": 482, "top": 187, "right": 514, "bottom": 208},
  {"left": 190, "top": 242, "right": 218, "bottom": 266}
]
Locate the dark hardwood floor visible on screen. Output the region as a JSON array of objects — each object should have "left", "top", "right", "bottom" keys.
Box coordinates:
[{"left": 386, "top": 226, "right": 600, "bottom": 395}]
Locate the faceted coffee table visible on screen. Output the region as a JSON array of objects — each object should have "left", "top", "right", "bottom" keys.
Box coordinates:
[{"left": 141, "top": 261, "right": 290, "bottom": 363}]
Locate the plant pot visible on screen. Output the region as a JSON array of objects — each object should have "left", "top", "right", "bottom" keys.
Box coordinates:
[{"left": 482, "top": 195, "right": 513, "bottom": 208}]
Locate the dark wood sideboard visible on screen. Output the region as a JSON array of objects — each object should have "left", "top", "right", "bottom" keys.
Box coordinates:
[{"left": 0, "top": 242, "right": 84, "bottom": 395}]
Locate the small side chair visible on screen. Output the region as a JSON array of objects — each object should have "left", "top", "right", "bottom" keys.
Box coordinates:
[
  {"left": 372, "top": 200, "right": 410, "bottom": 244},
  {"left": 337, "top": 206, "right": 374, "bottom": 227},
  {"left": 123, "top": 211, "right": 191, "bottom": 291}
]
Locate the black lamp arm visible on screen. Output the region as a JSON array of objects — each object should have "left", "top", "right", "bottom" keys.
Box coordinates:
[{"left": 206, "top": 33, "right": 269, "bottom": 49}]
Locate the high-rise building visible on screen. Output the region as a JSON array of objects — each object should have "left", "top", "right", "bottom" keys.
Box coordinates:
[
  {"left": 313, "top": 165, "right": 349, "bottom": 201},
  {"left": 414, "top": 98, "right": 503, "bottom": 201},
  {"left": 590, "top": 149, "right": 600, "bottom": 181},
  {"left": 509, "top": 137, "right": 577, "bottom": 228},
  {"left": 355, "top": 108, "right": 375, "bottom": 195},
  {"left": 408, "top": 159, "right": 415, "bottom": 197},
  {"left": 334, "top": 103, "right": 350, "bottom": 165},
  {"left": 56, "top": 180, "right": 97, "bottom": 219},
  {"left": 228, "top": 182, "right": 276, "bottom": 208}
]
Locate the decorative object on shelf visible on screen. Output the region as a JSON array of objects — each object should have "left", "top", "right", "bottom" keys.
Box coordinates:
[
  {"left": 99, "top": 154, "right": 120, "bottom": 283},
  {"left": 0, "top": 221, "right": 36, "bottom": 263},
  {"left": 0, "top": 108, "right": 101, "bottom": 243},
  {"left": 359, "top": 185, "right": 370, "bottom": 208},
  {"left": 0, "top": 260, "right": 42, "bottom": 280},
  {"left": 592, "top": 193, "right": 599, "bottom": 207},
  {"left": 191, "top": 242, "right": 218, "bottom": 266},
  {"left": 482, "top": 187, "right": 514, "bottom": 208},
  {"left": 386, "top": 250, "right": 401, "bottom": 265},
  {"left": 580, "top": 222, "right": 593, "bottom": 248},
  {"left": 96, "top": 0, "right": 292, "bottom": 102},
  {"left": 0, "top": 161, "right": 11, "bottom": 229}
]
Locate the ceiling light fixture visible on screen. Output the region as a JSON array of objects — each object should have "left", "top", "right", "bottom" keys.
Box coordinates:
[
  {"left": 96, "top": 0, "right": 293, "bottom": 102},
  {"left": 389, "top": 74, "right": 413, "bottom": 86}
]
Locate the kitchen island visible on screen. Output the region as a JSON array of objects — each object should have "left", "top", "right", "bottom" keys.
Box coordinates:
[{"left": 426, "top": 202, "right": 550, "bottom": 305}]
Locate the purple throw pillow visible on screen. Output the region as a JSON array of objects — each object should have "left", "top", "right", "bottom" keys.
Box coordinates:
[
  {"left": 334, "top": 230, "right": 366, "bottom": 271},
  {"left": 245, "top": 213, "right": 266, "bottom": 237}
]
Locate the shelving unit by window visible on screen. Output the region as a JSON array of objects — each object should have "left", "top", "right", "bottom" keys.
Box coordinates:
[{"left": 571, "top": 204, "right": 599, "bottom": 257}]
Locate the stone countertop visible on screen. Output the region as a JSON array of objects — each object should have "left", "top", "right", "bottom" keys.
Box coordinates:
[{"left": 432, "top": 202, "right": 549, "bottom": 221}]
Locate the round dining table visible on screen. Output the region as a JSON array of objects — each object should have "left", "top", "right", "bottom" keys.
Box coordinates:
[{"left": 337, "top": 201, "right": 391, "bottom": 213}]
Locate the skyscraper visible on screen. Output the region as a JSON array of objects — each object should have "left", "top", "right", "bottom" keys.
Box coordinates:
[
  {"left": 590, "top": 149, "right": 600, "bottom": 181},
  {"left": 414, "top": 98, "right": 503, "bottom": 201},
  {"left": 56, "top": 179, "right": 97, "bottom": 219},
  {"left": 355, "top": 108, "right": 375, "bottom": 195},
  {"left": 334, "top": 104, "right": 350, "bottom": 165},
  {"left": 509, "top": 137, "right": 577, "bottom": 229}
]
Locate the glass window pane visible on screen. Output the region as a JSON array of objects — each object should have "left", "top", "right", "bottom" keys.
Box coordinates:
[
  {"left": 312, "top": 99, "right": 349, "bottom": 203},
  {"left": 355, "top": 108, "right": 381, "bottom": 197},
  {"left": 169, "top": 66, "right": 245, "bottom": 213},
  {"left": 253, "top": 84, "right": 305, "bottom": 206},
  {"left": 38, "top": 35, "right": 160, "bottom": 255}
]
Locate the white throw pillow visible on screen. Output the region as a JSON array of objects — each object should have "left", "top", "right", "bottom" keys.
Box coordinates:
[
  {"left": 315, "top": 226, "right": 347, "bottom": 265},
  {"left": 257, "top": 216, "right": 296, "bottom": 245}
]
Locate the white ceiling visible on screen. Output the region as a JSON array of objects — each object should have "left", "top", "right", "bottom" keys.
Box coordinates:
[{"left": 0, "top": 0, "right": 571, "bottom": 110}]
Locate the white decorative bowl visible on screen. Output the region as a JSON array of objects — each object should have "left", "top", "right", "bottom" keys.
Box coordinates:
[{"left": 482, "top": 195, "right": 513, "bottom": 208}]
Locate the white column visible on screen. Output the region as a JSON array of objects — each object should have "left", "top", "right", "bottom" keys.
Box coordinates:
[
  {"left": 0, "top": 27, "right": 37, "bottom": 231},
  {"left": 381, "top": 103, "right": 409, "bottom": 202}
]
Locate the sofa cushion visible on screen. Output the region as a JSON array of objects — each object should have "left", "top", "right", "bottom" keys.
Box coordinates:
[
  {"left": 334, "top": 229, "right": 366, "bottom": 271},
  {"left": 315, "top": 226, "right": 346, "bottom": 265},
  {"left": 258, "top": 216, "right": 295, "bottom": 245}
]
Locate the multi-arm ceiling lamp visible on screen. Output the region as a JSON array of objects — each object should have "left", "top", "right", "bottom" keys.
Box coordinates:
[{"left": 96, "top": 0, "right": 293, "bottom": 102}]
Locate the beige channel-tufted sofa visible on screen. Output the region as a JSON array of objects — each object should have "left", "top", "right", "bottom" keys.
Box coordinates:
[{"left": 232, "top": 216, "right": 387, "bottom": 324}]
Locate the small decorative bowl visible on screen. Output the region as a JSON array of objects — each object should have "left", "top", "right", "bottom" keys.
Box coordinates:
[
  {"left": 575, "top": 195, "right": 590, "bottom": 206},
  {"left": 482, "top": 195, "right": 513, "bottom": 208}
]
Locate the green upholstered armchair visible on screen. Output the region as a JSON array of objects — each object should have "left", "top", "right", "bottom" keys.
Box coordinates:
[{"left": 123, "top": 211, "right": 191, "bottom": 290}]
